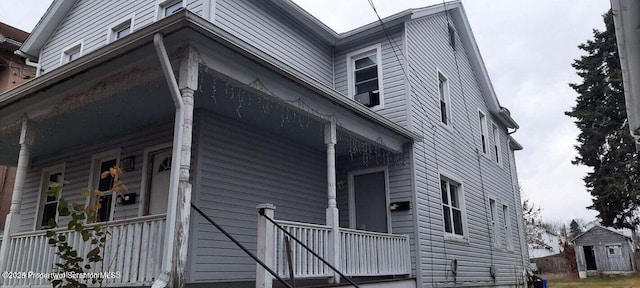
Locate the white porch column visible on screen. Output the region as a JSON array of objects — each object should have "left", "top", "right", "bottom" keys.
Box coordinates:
[
  {"left": 324, "top": 121, "right": 340, "bottom": 283},
  {"left": 170, "top": 47, "right": 199, "bottom": 288},
  {"left": 256, "top": 204, "right": 276, "bottom": 288},
  {"left": 0, "top": 116, "right": 34, "bottom": 277}
]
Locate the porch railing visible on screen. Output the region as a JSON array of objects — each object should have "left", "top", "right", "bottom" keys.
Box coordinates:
[
  {"left": 260, "top": 206, "right": 411, "bottom": 281},
  {"left": 339, "top": 227, "right": 411, "bottom": 276},
  {"left": 2, "top": 214, "right": 166, "bottom": 287},
  {"left": 273, "top": 220, "right": 332, "bottom": 278}
]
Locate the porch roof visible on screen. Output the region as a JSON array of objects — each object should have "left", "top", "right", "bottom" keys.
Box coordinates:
[{"left": 0, "top": 10, "right": 420, "bottom": 146}]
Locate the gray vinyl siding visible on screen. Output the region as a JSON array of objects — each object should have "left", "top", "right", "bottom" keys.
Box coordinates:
[
  {"left": 574, "top": 227, "right": 634, "bottom": 272},
  {"left": 18, "top": 122, "right": 174, "bottom": 232},
  {"left": 334, "top": 28, "right": 409, "bottom": 128},
  {"left": 406, "top": 13, "right": 525, "bottom": 287},
  {"left": 214, "top": 0, "right": 333, "bottom": 87},
  {"left": 190, "top": 113, "right": 327, "bottom": 282},
  {"left": 38, "top": 0, "right": 206, "bottom": 74}
]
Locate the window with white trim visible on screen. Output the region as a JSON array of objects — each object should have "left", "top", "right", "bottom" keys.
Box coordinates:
[
  {"left": 606, "top": 245, "right": 622, "bottom": 257},
  {"left": 448, "top": 24, "right": 456, "bottom": 50},
  {"left": 502, "top": 204, "right": 512, "bottom": 250},
  {"left": 492, "top": 123, "right": 502, "bottom": 165},
  {"left": 489, "top": 198, "right": 500, "bottom": 247},
  {"left": 61, "top": 44, "right": 82, "bottom": 64},
  {"left": 109, "top": 19, "right": 132, "bottom": 42},
  {"left": 439, "top": 72, "right": 451, "bottom": 125},
  {"left": 87, "top": 152, "right": 119, "bottom": 223},
  {"left": 478, "top": 111, "right": 488, "bottom": 154},
  {"left": 347, "top": 45, "right": 383, "bottom": 109},
  {"left": 38, "top": 166, "right": 64, "bottom": 229},
  {"left": 161, "top": 0, "right": 183, "bottom": 17},
  {"left": 441, "top": 177, "right": 464, "bottom": 237}
]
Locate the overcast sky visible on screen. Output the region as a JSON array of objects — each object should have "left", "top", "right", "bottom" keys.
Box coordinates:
[{"left": 0, "top": 1, "right": 613, "bottom": 226}]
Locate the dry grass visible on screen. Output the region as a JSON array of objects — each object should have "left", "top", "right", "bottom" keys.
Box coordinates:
[{"left": 549, "top": 272, "right": 640, "bottom": 288}]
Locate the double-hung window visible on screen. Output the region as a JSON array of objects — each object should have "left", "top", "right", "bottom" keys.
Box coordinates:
[
  {"left": 38, "top": 165, "right": 65, "bottom": 229},
  {"left": 88, "top": 150, "right": 120, "bottom": 223},
  {"left": 441, "top": 177, "right": 464, "bottom": 237},
  {"left": 502, "top": 204, "right": 512, "bottom": 250},
  {"left": 439, "top": 72, "right": 451, "bottom": 125},
  {"left": 489, "top": 198, "right": 500, "bottom": 247},
  {"left": 347, "top": 45, "right": 383, "bottom": 109},
  {"left": 478, "top": 111, "right": 488, "bottom": 154},
  {"left": 492, "top": 123, "right": 502, "bottom": 165}
]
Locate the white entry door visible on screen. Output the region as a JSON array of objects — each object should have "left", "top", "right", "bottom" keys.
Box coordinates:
[{"left": 147, "top": 149, "right": 172, "bottom": 215}]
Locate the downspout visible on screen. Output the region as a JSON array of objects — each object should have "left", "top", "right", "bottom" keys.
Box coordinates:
[
  {"left": 14, "top": 50, "right": 40, "bottom": 76},
  {"left": 152, "top": 33, "right": 184, "bottom": 288}
]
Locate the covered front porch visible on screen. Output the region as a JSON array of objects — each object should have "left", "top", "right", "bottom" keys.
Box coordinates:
[{"left": 0, "top": 11, "right": 418, "bottom": 288}]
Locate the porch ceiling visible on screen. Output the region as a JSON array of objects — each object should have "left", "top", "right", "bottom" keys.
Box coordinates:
[
  {"left": 0, "top": 76, "right": 175, "bottom": 165},
  {"left": 195, "top": 72, "right": 379, "bottom": 156}
]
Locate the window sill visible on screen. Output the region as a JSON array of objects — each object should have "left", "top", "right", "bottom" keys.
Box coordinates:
[
  {"left": 439, "top": 122, "right": 453, "bottom": 133},
  {"left": 444, "top": 233, "right": 468, "bottom": 244}
]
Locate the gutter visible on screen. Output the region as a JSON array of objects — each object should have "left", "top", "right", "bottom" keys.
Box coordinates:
[
  {"left": 13, "top": 50, "right": 40, "bottom": 73},
  {"left": 151, "top": 33, "right": 183, "bottom": 288},
  {"left": 499, "top": 107, "right": 519, "bottom": 129}
]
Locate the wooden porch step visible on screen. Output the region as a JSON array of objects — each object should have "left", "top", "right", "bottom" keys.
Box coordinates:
[{"left": 185, "top": 276, "right": 414, "bottom": 288}]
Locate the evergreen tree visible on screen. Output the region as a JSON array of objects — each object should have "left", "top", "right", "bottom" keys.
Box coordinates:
[
  {"left": 569, "top": 219, "right": 582, "bottom": 238},
  {"left": 566, "top": 10, "right": 640, "bottom": 232}
]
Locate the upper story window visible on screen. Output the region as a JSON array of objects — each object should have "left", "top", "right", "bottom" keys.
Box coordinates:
[
  {"left": 108, "top": 18, "right": 133, "bottom": 43},
  {"left": 492, "top": 123, "right": 502, "bottom": 165},
  {"left": 61, "top": 42, "right": 83, "bottom": 64},
  {"left": 347, "top": 44, "right": 384, "bottom": 109},
  {"left": 448, "top": 24, "right": 456, "bottom": 50},
  {"left": 438, "top": 72, "right": 451, "bottom": 125},
  {"left": 502, "top": 204, "right": 512, "bottom": 250},
  {"left": 478, "top": 111, "right": 488, "bottom": 154},
  {"left": 489, "top": 198, "right": 500, "bottom": 248},
  {"left": 159, "top": 0, "right": 184, "bottom": 18},
  {"left": 37, "top": 164, "right": 65, "bottom": 229},
  {"left": 441, "top": 177, "right": 465, "bottom": 238}
]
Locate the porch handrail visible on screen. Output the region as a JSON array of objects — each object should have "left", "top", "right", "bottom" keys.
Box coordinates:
[
  {"left": 258, "top": 208, "right": 360, "bottom": 288},
  {"left": 9, "top": 213, "right": 168, "bottom": 238},
  {"left": 191, "top": 203, "right": 293, "bottom": 288}
]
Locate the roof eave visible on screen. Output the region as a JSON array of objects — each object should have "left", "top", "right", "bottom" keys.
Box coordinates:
[
  {"left": 612, "top": 0, "right": 640, "bottom": 150},
  {"left": 19, "top": 0, "right": 78, "bottom": 60}
]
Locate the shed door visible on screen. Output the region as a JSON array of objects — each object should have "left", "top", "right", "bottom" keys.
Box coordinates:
[{"left": 584, "top": 246, "right": 597, "bottom": 271}]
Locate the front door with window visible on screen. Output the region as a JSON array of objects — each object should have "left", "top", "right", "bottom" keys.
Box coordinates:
[
  {"left": 147, "top": 149, "right": 171, "bottom": 215},
  {"left": 352, "top": 170, "right": 388, "bottom": 233}
]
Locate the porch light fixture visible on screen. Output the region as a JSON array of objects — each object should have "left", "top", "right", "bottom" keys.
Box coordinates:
[{"left": 122, "top": 156, "right": 135, "bottom": 172}]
